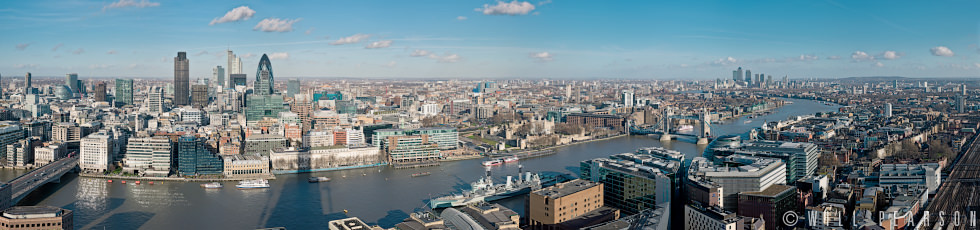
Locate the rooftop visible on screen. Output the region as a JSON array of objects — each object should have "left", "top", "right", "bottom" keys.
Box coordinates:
[
  {"left": 741, "top": 184, "right": 795, "bottom": 198},
  {"left": 1, "top": 206, "right": 68, "bottom": 219},
  {"left": 532, "top": 179, "right": 600, "bottom": 199}
]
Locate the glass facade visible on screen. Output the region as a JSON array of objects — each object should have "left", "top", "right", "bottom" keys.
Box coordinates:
[
  {"left": 177, "top": 135, "right": 223, "bottom": 176},
  {"left": 580, "top": 158, "right": 673, "bottom": 215},
  {"left": 115, "top": 79, "right": 133, "bottom": 106}
]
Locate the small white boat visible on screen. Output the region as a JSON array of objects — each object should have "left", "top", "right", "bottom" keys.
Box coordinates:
[
  {"left": 236, "top": 179, "right": 270, "bottom": 189},
  {"left": 503, "top": 156, "right": 519, "bottom": 163},
  {"left": 482, "top": 159, "right": 502, "bottom": 166},
  {"left": 308, "top": 177, "right": 331, "bottom": 183},
  {"left": 202, "top": 182, "right": 223, "bottom": 189},
  {"left": 743, "top": 120, "right": 752, "bottom": 124}
]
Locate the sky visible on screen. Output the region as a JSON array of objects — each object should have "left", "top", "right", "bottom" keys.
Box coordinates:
[{"left": 2, "top": 0, "right": 979, "bottom": 80}]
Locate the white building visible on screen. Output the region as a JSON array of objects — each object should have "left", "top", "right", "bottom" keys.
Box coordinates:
[
  {"left": 303, "top": 131, "right": 335, "bottom": 148},
  {"left": 420, "top": 103, "right": 441, "bottom": 117},
  {"left": 622, "top": 90, "right": 635, "bottom": 107},
  {"left": 179, "top": 107, "right": 206, "bottom": 125},
  {"left": 688, "top": 155, "right": 787, "bottom": 211},
  {"left": 34, "top": 142, "right": 66, "bottom": 166},
  {"left": 123, "top": 137, "right": 172, "bottom": 175},
  {"left": 80, "top": 131, "right": 115, "bottom": 172},
  {"left": 684, "top": 204, "right": 742, "bottom": 230},
  {"left": 876, "top": 163, "right": 942, "bottom": 195},
  {"left": 147, "top": 87, "right": 166, "bottom": 113}
]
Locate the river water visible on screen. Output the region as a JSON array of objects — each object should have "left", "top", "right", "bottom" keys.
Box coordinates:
[{"left": 6, "top": 98, "right": 838, "bottom": 230}]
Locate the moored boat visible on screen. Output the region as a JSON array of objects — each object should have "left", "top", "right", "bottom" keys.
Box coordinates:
[
  {"left": 308, "top": 177, "right": 331, "bottom": 183},
  {"left": 202, "top": 182, "right": 223, "bottom": 189},
  {"left": 503, "top": 156, "right": 519, "bottom": 163},
  {"left": 412, "top": 172, "right": 431, "bottom": 177},
  {"left": 236, "top": 179, "right": 270, "bottom": 189},
  {"left": 481, "top": 159, "right": 502, "bottom": 166}
]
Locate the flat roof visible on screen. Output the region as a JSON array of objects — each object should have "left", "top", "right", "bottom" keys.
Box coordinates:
[
  {"left": 533, "top": 179, "right": 600, "bottom": 199},
  {"left": 2, "top": 206, "right": 66, "bottom": 219},
  {"left": 741, "top": 184, "right": 795, "bottom": 197}
]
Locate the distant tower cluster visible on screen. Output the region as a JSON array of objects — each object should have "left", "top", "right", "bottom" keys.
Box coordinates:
[{"left": 227, "top": 50, "right": 243, "bottom": 88}]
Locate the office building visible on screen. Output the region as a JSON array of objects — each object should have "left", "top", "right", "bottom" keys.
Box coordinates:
[
  {"left": 255, "top": 54, "right": 274, "bottom": 95},
  {"left": 621, "top": 90, "right": 634, "bottom": 107},
  {"left": 565, "top": 113, "right": 626, "bottom": 132},
  {"left": 244, "top": 134, "right": 287, "bottom": 156},
  {"left": 123, "top": 137, "right": 172, "bottom": 176},
  {"left": 174, "top": 52, "right": 190, "bottom": 106},
  {"left": 222, "top": 154, "right": 269, "bottom": 177},
  {"left": 147, "top": 87, "right": 166, "bottom": 113},
  {"left": 176, "top": 135, "right": 223, "bottom": 176},
  {"left": 372, "top": 127, "right": 458, "bottom": 150},
  {"left": 0, "top": 206, "right": 73, "bottom": 230},
  {"left": 93, "top": 81, "right": 107, "bottom": 102},
  {"left": 458, "top": 203, "right": 521, "bottom": 230},
  {"left": 65, "top": 73, "right": 79, "bottom": 98},
  {"left": 874, "top": 163, "right": 942, "bottom": 195},
  {"left": 737, "top": 184, "right": 797, "bottom": 230},
  {"left": 528, "top": 179, "right": 619, "bottom": 230},
  {"left": 227, "top": 50, "right": 243, "bottom": 87},
  {"left": 580, "top": 154, "right": 676, "bottom": 214},
  {"left": 34, "top": 142, "right": 66, "bottom": 166},
  {"left": 6, "top": 138, "right": 39, "bottom": 167},
  {"left": 383, "top": 135, "right": 441, "bottom": 165},
  {"left": 0, "top": 124, "right": 23, "bottom": 162},
  {"left": 115, "top": 79, "right": 133, "bottom": 107},
  {"left": 328, "top": 217, "right": 383, "bottom": 230},
  {"left": 884, "top": 103, "right": 893, "bottom": 117},
  {"left": 230, "top": 74, "right": 246, "bottom": 87},
  {"left": 688, "top": 155, "right": 786, "bottom": 211},
  {"left": 191, "top": 84, "right": 208, "bottom": 108},
  {"left": 287, "top": 79, "right": 300, "bottom": 98},
  {"left": 80, "top": 131, "right": 114, "bottom": 172},
  {"left": 23, "top": 73, "right": 31, "bottom": 95},
  {"left": 744, "top": 70, "right": 751, "bottom": 83},
  {"left": 711, "top": 140, "right": 820, "bottom": 183},
  {"left": 684, "top": 203, "right": 762, "bottom": 230},
  {"left": 957, "top": 96, "right": 966, "bottom": 113},
  {"left": 213, "top": 66, "right": 225, "bottom": 88}
]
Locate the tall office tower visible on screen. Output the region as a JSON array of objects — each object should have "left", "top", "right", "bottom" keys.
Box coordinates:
[
  {"left": 191, "top": 84, "right": 208, "bottom": 108},
  {"left": 24, "top": 72, "right": 31, "bottom": 95},
  {"left": 963, "top": 84, "right": 968, "bottom": 96},
  {"left": 621, "top": 90, "right": 634, "bottom": 107},
  {"left": 94, "top": 81, "right": 107, "bottom": 102},
  {"left": 230, "top": 74, "right": 247, "bottom": 87},
  {"left": 957, "top": 96, "right": 966, "bottom": 113},
  {"left": 766, "top": 75, "right": 772, "bottom": 85},
  {"left": 115, "top": 79, "right": 133, "bottom": 107},
  {"left": 884, "top": 103, "right": 892, "bottom": 117},
  {"left": 732, "top": 70, "right": 738, "bottom": 81},
  {"left": 213, "top": 66, "right": 225, "bottom": 88},
  {"left": 736, "top": 67, "right": 743, "bottom": 82},
  {"left": 66, "top": 73, "right": 79, "bottom": 96},
  {"left": 227, "top": 50, "right": 235, "bottom": 86},
  {"left": 287, "top": 79, "right": 300, "bottom": 98},
  {"left": 148, "top": 87, "right": 166, "bottom": 113},
  {"left": 174, "top": 52, "right": 190, "bottom": 106},
  {"left": 255, "top": 54, "right": 274, "bottom": 95},
  {"left": 744, "top": 70, "right": 752, "bottom": 82}
]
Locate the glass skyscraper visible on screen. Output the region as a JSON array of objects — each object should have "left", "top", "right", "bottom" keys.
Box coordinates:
[
  {"left": 177, "top": 135, "right": 223, "bottom": 176},
  {"left": 115, "top": 79, "right": 133, "bottom": 107},
  {"left": 174, "top": 52, "right": 190, "bottom": 106},
  {"left": 255, "top": 54, "right": 274, "bottom": 95}
]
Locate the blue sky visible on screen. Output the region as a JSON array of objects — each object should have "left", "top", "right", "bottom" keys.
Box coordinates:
[{"left": 2, "top": 0, "right": 979, "bottom": 79}]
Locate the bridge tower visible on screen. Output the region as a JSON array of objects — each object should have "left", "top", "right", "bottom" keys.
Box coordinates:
[
  {"left": 697, "top": 109, "right": 711, "bottom": 145},
  {"left": 660, "top": 106, "right": 673, "bottom": 141}
]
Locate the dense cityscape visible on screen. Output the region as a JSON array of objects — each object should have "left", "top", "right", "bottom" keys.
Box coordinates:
[{"left": 3, "top": 1, "right": 979, "bottom": 230}]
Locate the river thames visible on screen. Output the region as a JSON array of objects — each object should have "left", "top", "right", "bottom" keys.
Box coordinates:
[{"left": 0, "top": 98, "right": 838, "bottom": 229}]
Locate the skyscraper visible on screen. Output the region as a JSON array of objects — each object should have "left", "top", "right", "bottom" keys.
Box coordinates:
[
  {"left": 24, "top": 72, "right": 31, "bottom": 95},
  {"left": 66, "top": 73, "right": 79, "bottom": 97},
  {"left": 622, "top": 90, "right": 634, "bottom": 107},
  {"left": 227, "top": 50, "right": 235, "bottom": 86},
  {"left": 736, "top": 67, "right": 743, "bottom": 82},
  {"left": 192, "top": 84, "right": 208, "bottom": 108},
  {"left": 213, "top": 66, "right": 225, "bottom": 88},
  {"left": 744, "top": 70, "right": 752, "bottom": 83},
  {"left": 115, "top": 79, "right": 133, "bottom": 107},
  {"left": 174, "top": 52, "right": 190, "bottom": 106},
  {"left": 230, "top": 74, "right": 247, "bottom": 87},
  {"left": 884, "top": 103, "right": 892, "bottom": 117},
  {"left": 287, "top": 79, "right": 300, "bottom": 98},
  {"left": 957, "top": 96, "right": 966, "bottom": 113},
  {"left": 255, "top": 54, "right": 274, "bottom": 95},
  {"left": 94, "top": 81, "right": 107, "bottom": 102}
]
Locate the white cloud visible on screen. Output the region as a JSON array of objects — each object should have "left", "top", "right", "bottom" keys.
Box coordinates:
[
  {"left": 210, "top": 6, "right": 255, "bottom": 25},
  {"left": 267, "top": 52, "right": 289, "bottom": 60},
  {"left": 538, "top": 0, "right": 552, "bottom": 6},
  {"left": 798, "top": 54, "right": 818, "bottom": 61},
  {"left": 90, "top": 64, "right": 114, "bottom": 69},
  {"left": 103, "top": 0, "right": 159, "bottom": 11},
  {"left": 477, "top": 1, "right": 536, "bottom": 15},
  {"left": 711, "top": 56, "right": 738, "bottom": 66},
  {"left": 330, "top": 34, "right": 371, "bottom": 45},
  {"left": 874, "top": 62, "right": 884, "bottom": 67},
  {"left": 365, "top": 40, "right": 392, "bottom": 49},
  {"left": 15, "top": 43, "right": 30, "bottom": 50},
  {"left": 429, "top": 53, "right": 461, "bottom": 63},
  {"left": 305, "top": 28, "right": 314, "bottom": 35},
  {"left": 851, "top": 51, "right": 873, "bottom": 61},
  {"left": 14, "top": 64, "right": 38, "bottom": 69},
  {"left": 241, "top": 53, "right": 255, "bottom": 59},
  {"left": 930, "top": 46, "right": 954, "bottom": 57},
  {"left": 253, "top": 18, "right": 301, "bottom": 32},
  {"left": 410, "top": 49, "right": 432, "bottom": 57},
  {"left": 826, "top": 56, "right": 841, "bottom": 60},
  {"left": 72, "top": 48, "right": 85, "bottom": 55},
  {"left": 107, "top": 50, "right": 117, "bottom": 55},
  {"left": 383, "top": 61, "right": 397, "bottom": 67},
  {"left": 529, "top": 52, "right": 553, "bottom": 62},
  {"left": 880, "top": 51, "right": 900, "bottom": 60},
  {"left": 457, "top": 16, "right": 468, "bottom": 21}
]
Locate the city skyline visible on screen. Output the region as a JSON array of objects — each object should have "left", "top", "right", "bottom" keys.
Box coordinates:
[{"left": 3, "top": 0, "right": 980, "bottom": 80}]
